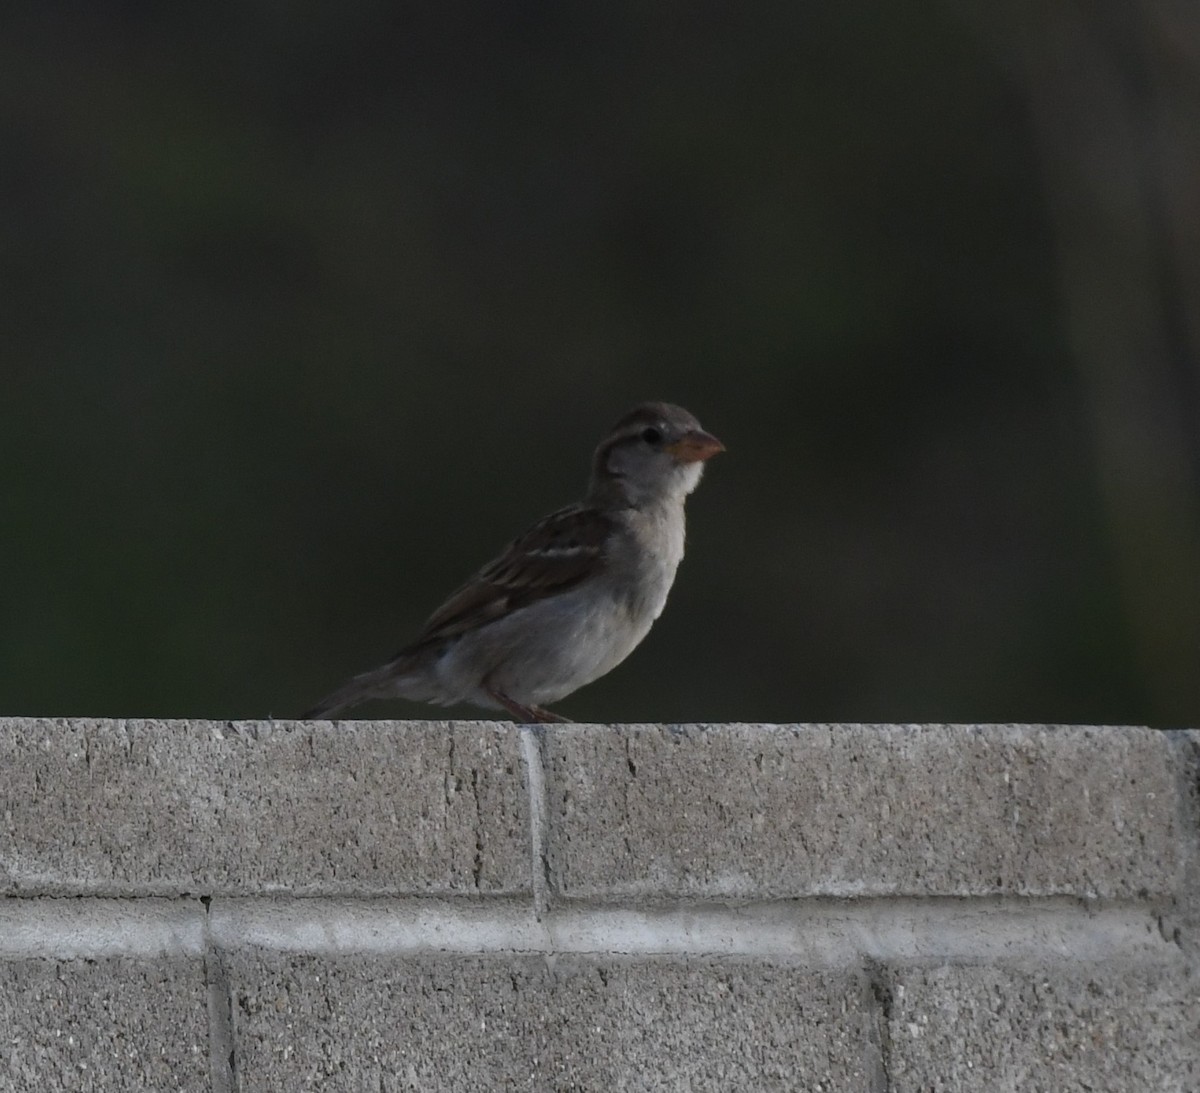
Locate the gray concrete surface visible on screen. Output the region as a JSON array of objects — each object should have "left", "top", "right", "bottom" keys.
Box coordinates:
[
  {"left": 0, "top": 957, "right": 211, "bottom": 1092},
  {"left": 541, "top": 722, "right": 1183, "bottom": 900},
  {"left": 0, "top": 718, "right": 529, "bottom": 896},
  {"left": 1168, "top": 730, "right": 1200, "bottom": 959},
  {"left": 884, "top": 964, "right": 1200, "bottom": 1092},
  {"left": 227, "top": 953, "right": 874, "bottom": 1092},
  {"left": 0, "top": 719, "right": 1195, "bottom": 1092}
]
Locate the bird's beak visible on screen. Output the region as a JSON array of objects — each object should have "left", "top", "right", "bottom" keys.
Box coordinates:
[{"left": 666, "top": 429, "right": 726, "bottom": 464}]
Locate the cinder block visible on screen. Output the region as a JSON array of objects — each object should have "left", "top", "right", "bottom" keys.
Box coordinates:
[
  {"left": 227, "top": 952, "right": 874, "bottom": 1091},
  {"left": 1165, "top": 730, "right": 1200, "bottom": 958},
  {"left": 0, "top": 719, "right": 529, "bottom": 896},
  {"left": 884, "top": 963, "right": 1200, "bottom": 1092},
  {"left": 0, "top": 957, "right": 210, "bottom": 1092},
  {"left": 541, "top": 723, "right": 1181, "bottom": 900}
]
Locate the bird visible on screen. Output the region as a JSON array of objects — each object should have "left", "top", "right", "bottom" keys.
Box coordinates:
[{"left": 302, "top": 401, "right": 724, "bottom": 723}]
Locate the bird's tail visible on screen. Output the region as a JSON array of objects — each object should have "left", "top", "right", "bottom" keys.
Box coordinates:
[{"left": 300, "top": 664, "right": 398, "bottom": 720}]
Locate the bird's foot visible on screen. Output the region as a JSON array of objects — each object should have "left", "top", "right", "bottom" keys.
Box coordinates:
[
  {"left": 486, "top": 688, "right": 572, "bottom": 724},
  {"left": 529, "top": 705, "right": 573, "bottom": 724}
]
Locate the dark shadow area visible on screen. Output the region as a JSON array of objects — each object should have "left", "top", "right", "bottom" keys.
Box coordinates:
[{"left": 2, "top": 1, "right": 1197, "bottom": 724}]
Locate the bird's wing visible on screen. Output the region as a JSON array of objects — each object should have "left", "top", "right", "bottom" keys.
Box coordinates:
[{"left": 399, "top": 503, "right": 614, "bottom": 652}]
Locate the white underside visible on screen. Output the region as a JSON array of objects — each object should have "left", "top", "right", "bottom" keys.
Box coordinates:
[
  {"left": 426, "top": 575, "right": 670, "bottom": 708},
  {"left": 381, "top": 487, "right": 693, "bottom": 713},
  {"left": 388, "top": 526, "right": 684, "bottom": 710}
]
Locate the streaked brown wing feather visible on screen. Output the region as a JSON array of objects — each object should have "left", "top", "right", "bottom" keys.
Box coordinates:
[{"left": 398, "top": 504, "right": 612, "bottom": 652}]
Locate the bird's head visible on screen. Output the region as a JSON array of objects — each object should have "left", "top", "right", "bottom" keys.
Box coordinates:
[{"left": 589, "top": 401, "right": 724, "bottom": 508}]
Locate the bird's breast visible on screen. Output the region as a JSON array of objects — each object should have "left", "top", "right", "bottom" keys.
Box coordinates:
[{"left": 608, "top": 503, "right": 686, "bottom": 623}]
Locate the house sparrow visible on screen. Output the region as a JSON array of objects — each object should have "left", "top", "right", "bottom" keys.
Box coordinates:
[{"left": 302, "top": 401, "right": 724, "bottom": 723}]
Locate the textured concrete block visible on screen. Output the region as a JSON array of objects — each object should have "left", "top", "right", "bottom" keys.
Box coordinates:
[
  {"left": 884, "top": 963, "right": 1200, "bottom": 1092},
  {"left": 228, "top": 953, "right": 873, "bottom": 1091},
  {"left": 541, "top": 723, "right": 1182, "bottom": 900},
  {"left": 1166, "top": 730, "right": 1200, "bottom": 958},
  {"left": 0, "top": 719, "right": 529, "bottom": 896},
  {"left": 0, "top": 957, "right": 210, "bottom": 1092}
]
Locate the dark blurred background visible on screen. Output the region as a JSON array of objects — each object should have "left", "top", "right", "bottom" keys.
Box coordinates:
[{"left": 3, "top": 2, "right": 1198, "bottom": 726}]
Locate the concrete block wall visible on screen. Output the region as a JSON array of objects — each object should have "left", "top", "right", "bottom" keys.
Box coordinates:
[{"left": 1, "top": 719, "right": 1197, "bottom": 1091}]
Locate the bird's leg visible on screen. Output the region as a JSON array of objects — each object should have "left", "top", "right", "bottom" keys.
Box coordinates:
[
  {"left": 485, "top": 687, "right": 572, "bottom": 724},
  {"left": 485, "top": 686, "right": 542, "bottom": 723},
  {"left": 528, "top": 704, "right": 572, "bottom": 724}
]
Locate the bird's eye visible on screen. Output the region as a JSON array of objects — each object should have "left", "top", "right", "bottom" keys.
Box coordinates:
[{"left": 641, "top": 426, "right": 664, "bottom": 446}]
